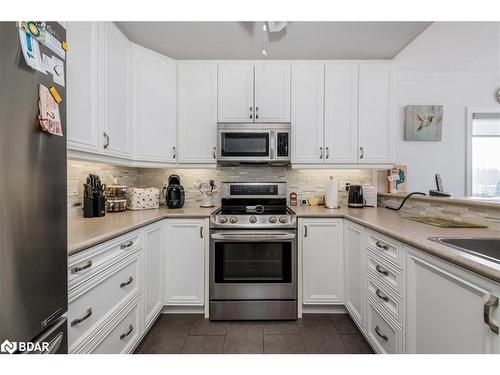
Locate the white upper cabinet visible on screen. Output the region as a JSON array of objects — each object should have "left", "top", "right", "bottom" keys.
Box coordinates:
[
  {"left": 67, "top": 22, "right": 100, "bottom": 154},
  {"left": 291, "top": 63, "right": 325, "bottom": 164},
  {"left": 177, "top": 63, "right": 218, "bottom": 164},
  {"left": 218, "top": 64, "right": 254, "bottom": 122},
  {"left": 254, "top": 64, "right": 291, "bottom": 122},
  {"left": 358, "top": 63, "right": 394, "bottom": 163},
  {"left": 98, "top": 22, "right": 131, "bottom": 159},
  {"left": 131, "top": 44, "right": 177, "bottom": 163},
  {"left": 324, "top": 63, "right": 359, "bottom": 163},
  {"left": 301, "top": 218, "right": 344, "bottom": 305}
]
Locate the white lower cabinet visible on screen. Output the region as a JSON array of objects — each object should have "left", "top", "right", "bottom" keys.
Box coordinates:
[
  {"left": 164, "top": 219, "right": 206, "bottom": 305},
  {"left": 365, "top": 297, "right": 403, "bottom": 354},
  {"left": 405, "top": 246, "right": 500, "bottom": 354},
  {"left": 143, "top": 223, "right": 165, "bottom": 330},
  {"left": 343, "top": 221, "right": 364, "bottom": 328},
  {"left": 301, "top": 218, "right": 344, "bottom": 305}
]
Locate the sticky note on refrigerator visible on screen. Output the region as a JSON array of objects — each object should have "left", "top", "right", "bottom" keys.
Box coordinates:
[{"left": 49, "top": 86, "right": 62, "bottom": 103}]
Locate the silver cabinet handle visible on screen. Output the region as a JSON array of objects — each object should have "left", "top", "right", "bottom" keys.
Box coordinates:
[
  {"left": 484, "top": 295, "right": 499, "bottom": 334},
  {"left": 103, "top": 132, "right": 110, "bottom": 149},
  {"left": 304, "top": 224, "right": 308, "bottom": 237},
  {"left": 172, "top": 146, "right": 176, "bottom": 159},
  {"left": 375, "top": 241, "right": 389, "bottom": 251},
  {"left": 255, "top": 106, "right": 259, "bottom": 119},
  {"left": 375, "top": 265, "right": 389, "bottom": 277},
  {"left": 375, "top": 325, "right": 388, "bottom": 342},
  {"left": 375, "top": 288, "right": 389, "bottom": 302},
  {"left": 319, "top": 146, "right": 324, "bottom": 160},
  {"left": 200, "top": 226, "right": 204, "bottom": 238},
  {"left": 71, "top": 308, "right": 92, "bottom": 327},
  {"left": 71, "top": 260, "right": 92, "bottom": 274},
  {"left": 120, "top": 324, "right": 134, "bottom": 340},
  {"left": 325, "top": 147, "right": 330, "bottom": 159},
  {"left": 212, "top": 147, "right": 216, "bottom": 159},
  {"left": 120, "top": 276, "right": 134, "bottom": 288},
  {"left": 120, "top": 240, "right": 134, "bottom": 250},
  {"left": 359, "top": 146, "right": 364, "bottom": 159}
]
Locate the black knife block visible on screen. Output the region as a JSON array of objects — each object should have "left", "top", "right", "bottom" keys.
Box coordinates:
[
  {"left": 93, "top": 194, "right": 106, "bottom": 217},
  {"left": 83, "top": 198, "right": 94, "bottom": 218}
]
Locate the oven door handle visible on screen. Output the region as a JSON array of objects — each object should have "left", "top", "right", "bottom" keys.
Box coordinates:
[{"left": 211, "top": 233, "right": 296, "bottom": 241}]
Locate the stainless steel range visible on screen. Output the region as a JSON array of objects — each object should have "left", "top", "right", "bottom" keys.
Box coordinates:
[{"left": 209, "top": 182, "right": 297, "bottom": 320}]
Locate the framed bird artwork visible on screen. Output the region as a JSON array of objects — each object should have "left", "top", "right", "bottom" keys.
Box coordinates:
[{"left": 404, "top": 105, "right": 443, "bottom": 141}]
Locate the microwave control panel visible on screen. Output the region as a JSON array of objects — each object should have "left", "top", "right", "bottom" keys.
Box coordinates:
[{"left": 277, "top": 133, "right": 289, "bottom": 157}]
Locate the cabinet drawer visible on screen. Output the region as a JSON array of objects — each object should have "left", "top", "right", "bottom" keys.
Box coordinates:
[
  {"left": 91, "top": 298, "right": 141, "bottom": 354},
  {"left": 366, "top": 298, "right": 402, "bottom": 354},
  {"left": 68, "top": 252, "right": 141, "bottom": 349},
  {"left": 367, "top": 250, "right": 404, "bottom": 297},
  {"left": 366, "top": 275, "right": 403, "bottom": 323},
  {"left": 68, "top": 232, "right": 142, "bottom": 287},
  {"left": 365, "top": 230, "right": 403, "bottom": 268}
]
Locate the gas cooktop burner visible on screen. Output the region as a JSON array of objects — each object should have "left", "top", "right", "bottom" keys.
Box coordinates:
[{"left": 210, "top": 182, "right": 296, "bottom": 229}]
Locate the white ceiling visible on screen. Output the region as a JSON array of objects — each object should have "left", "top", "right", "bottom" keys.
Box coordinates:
[{"left": 115, "top": 21, "right": 431, "bottom": 60}]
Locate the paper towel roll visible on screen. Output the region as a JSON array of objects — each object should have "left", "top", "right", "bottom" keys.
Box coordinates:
[{"left": 325, "top": 177, "right": 339, "bottom": 208}]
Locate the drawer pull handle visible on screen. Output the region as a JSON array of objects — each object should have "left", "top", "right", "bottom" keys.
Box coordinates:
[
  {"left": 120, "top": 276, "right": 134, "bottom": 288},
  {"left": 71, "top": 308, "right": 92, "bottom": 327},
  {"left": 375, "top": 288, "right": 390, "bottom": 302},
  {"left": 375, "top": 265, "right": 389, "bottom": 277},
  {"left": 375, "top": 241, "right": 389, "bottom": 251},
  {"left": 484, "top": 295, "right": 499, "bottom": 334},
  {"left": 71, "top": 260, "right": 92, "bottom": 274},
  {"left": 120, "top": 324, "right": 134, "bottom": 340},
  {"left": 120, "top": 240, "right": 134, "bottom": 250},
  {"left": 375, "top": 325, "right": 388, "bottom": 342}
]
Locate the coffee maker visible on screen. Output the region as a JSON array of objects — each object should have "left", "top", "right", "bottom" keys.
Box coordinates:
[{"left": 164, "top": 175, "right": 185, "bottom": 209}]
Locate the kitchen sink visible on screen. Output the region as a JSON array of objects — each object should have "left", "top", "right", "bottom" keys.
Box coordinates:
[{"left": 429, "top": 237, "right": 500, "bottom": 264}]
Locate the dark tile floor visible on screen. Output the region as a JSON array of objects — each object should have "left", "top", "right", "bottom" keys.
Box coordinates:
[{"left": 134, "top": 313, "right": 374, "bottom": 354}]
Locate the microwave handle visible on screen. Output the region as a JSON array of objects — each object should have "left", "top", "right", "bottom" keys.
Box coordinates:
[{"left": 270, "top": 131, "right": 275, "bottom": 160}]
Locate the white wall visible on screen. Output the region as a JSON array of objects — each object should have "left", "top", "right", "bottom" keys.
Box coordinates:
[{"left": 394, "top": 22, "right": 500, "bottom": 196}]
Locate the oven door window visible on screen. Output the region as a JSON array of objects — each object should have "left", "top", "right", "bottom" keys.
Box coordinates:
[
  {"left": 220, "top": 132, "right": 269, "bottom": 157},
  {"left": 214, "top": 242, "right": 292, "bottom": 283}
]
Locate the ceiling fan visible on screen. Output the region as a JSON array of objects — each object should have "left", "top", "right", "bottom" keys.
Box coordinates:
[{"left": 261, "top": 21, "right": 288, "bottom": 56}]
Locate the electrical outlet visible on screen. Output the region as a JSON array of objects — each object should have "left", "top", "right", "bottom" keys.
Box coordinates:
[{"left": 339, "top": 181, "right": 350, "bottom": 192}]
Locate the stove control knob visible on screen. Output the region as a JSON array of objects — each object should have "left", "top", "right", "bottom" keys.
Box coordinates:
[
  {"left": 218, "top": 216, "right": 227, "bottom": 224},
  {"left": 249, "top": 215, "right": 257, "bottom": 224},
  {"left": 229, "top": 216, "right": 238, "bottom": 224},
  {"left": 279, "top": 216, "right": 288, "bottom": 224},
  {"left": 268, "top": 216, "right": 277, "bottom": 223}
]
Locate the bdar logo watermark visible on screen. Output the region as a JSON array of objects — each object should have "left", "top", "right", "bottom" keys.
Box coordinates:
[
  {"left": 1, "top": 339, "right": 49, "bottom": 354},
  {"left": 1, "top": 340, "right": 17, "bottom": 354}
]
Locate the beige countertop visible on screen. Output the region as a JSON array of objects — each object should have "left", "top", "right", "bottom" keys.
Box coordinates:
[{"left": 68, "top": 204, "right": 500, "bottom": 283}]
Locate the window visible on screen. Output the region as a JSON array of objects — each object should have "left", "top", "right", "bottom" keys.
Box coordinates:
[{"left": 469, "top": 112, "right": 500, "bottom": 198}]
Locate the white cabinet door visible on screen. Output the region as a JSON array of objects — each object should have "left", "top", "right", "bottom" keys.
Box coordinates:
[
  {"left": 143, "top": 223, "right": 165, "bottom": 330},
  {"left": 406, "top": 246, "right": 500, "bottom": 354},
  {"left": 218, "top": 64, "right": 254, "bottom": 122},
  {"left": 131, "top": 45, "right": 177, "bottom": 163},
  {"left": 165, "top": 219, "right": 205, "bottom": 305},
  {"left": 291, "top": 63, "right": 325, "bottom": 164},
  {"left": 177, "top": 63, "right": 217, "bottom": 164},
  {"left": 358, "top": 63, "right": 394, "bottom": 163},
  {"left": 343, "top": 220, "right": 364, "bottom": 328},
  {"left": 324, "top": 63, "right": 359, "bottom": 163},
  {"left": 98, "top": 22, "right": 131, "bottom": 159},
  {"left": 66, "top": 22, "right": 99, "bottom": 154},
  {"left": 254, "top": 64, "right": 291, "bottom": 122},
  {"left": 301, "top": 219, "right": 344, "bottom": 304}
]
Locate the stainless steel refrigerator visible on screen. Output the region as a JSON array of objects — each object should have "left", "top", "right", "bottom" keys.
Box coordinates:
[{"left": 0, "top": 22, "right": 68, "bottom": 354}]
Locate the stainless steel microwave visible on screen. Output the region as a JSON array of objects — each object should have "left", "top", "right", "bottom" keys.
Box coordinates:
[{"left": 217, "top": 123, "right": 291, "bottom": 165}]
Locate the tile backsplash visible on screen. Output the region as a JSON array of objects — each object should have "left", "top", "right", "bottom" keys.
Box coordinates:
[{"left": 67, "top": 160, "right": 376, "bottom": 218}]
